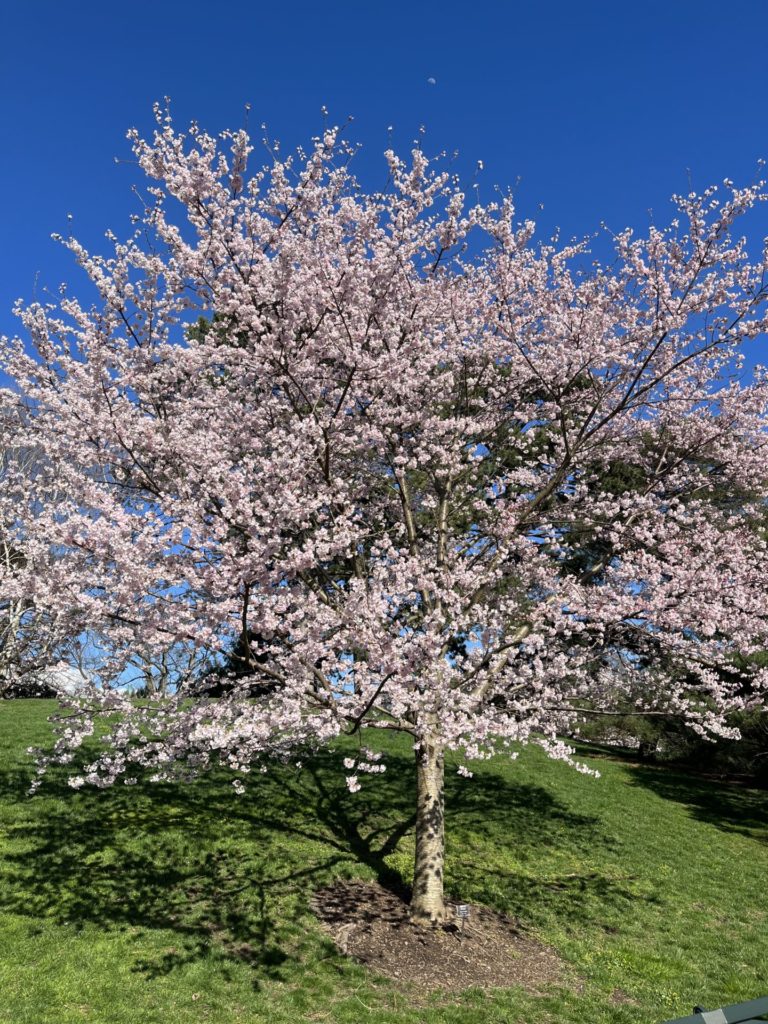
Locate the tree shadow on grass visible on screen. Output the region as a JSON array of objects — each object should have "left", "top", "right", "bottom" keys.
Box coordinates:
[
  {"left": 0, "top": 746, "right": 638, "bottom": 983},
  {"left": 572, "top": 740, "right": 768, "bottom": 845},
  {"left": 624, "top": 763, "right": 768, "bottom": 844}
]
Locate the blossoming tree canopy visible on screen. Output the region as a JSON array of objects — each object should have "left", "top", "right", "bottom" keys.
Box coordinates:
[
  {"left": 0, "top": 409, "right": 83, "bottom": 692},
  {"left": 3, "top": 108, "right": 768, "bottom": 923}
]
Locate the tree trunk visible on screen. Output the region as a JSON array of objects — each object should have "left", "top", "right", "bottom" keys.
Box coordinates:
[{"left": 410, "top": 736, "right": 447, "bottom": 926}]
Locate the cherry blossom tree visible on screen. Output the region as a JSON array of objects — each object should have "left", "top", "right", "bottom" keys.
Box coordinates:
[{"left": 3, "top": 108, "right": 768, "bottom": 923}]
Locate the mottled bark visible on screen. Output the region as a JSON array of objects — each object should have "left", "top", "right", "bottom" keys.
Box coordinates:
[{"left": 410, "top": 736, "right": 447, "bottom": 925}]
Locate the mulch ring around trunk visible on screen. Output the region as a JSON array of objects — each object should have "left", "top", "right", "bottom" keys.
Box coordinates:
[{"left": 310, "top": 879, "right": 569, "bottom": 994}]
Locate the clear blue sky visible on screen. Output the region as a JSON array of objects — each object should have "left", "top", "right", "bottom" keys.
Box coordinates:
[{"left": 2, "top": 0, "right": 768, "bottom": 360}]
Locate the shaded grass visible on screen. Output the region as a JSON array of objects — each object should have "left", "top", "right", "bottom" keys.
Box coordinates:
[{"left": 0, "top": 700, "right": 766, "bottom": 1023}]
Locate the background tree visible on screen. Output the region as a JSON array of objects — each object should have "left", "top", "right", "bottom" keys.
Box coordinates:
[
  {"left": 124, "top": 640, "right": 210, "bottom": 697},
  {"left": 192, "top": 626, "right": 280, "bottom": 698},
  {"left": 3, "top": 110, "right": 768, "bottom": 924}
]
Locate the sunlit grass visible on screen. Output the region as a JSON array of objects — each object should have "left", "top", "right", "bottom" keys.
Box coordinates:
[{"left": 0, "top": 700, "right": 766, "bottom": 1023}]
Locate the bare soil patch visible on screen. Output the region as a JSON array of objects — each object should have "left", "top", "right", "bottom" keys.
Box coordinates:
[{"left": 311, "top": 879, "right": 568, "bottom": 994}]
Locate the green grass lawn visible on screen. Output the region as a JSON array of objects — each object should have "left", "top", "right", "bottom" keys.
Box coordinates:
[{"left": 0, "top": 700, "right": 766, "bottom": 1024}]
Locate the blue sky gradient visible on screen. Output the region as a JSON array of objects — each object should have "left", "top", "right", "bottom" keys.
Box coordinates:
[{"left": 2, "top": 0, "right": 767, "bottom": 363}]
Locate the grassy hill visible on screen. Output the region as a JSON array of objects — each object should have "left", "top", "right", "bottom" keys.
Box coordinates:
[{"left": 0, "top": 700, "right": 766, "bottom": 1023}]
